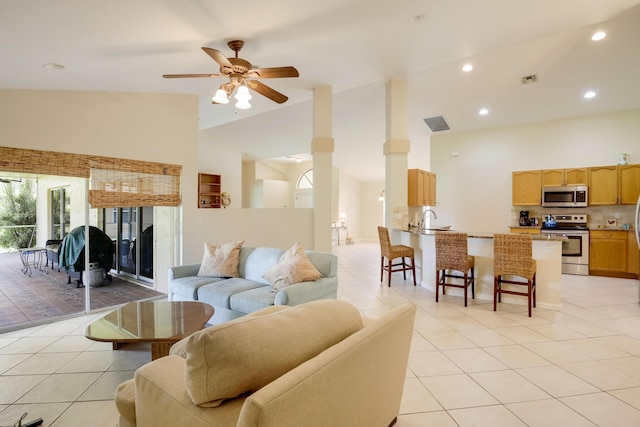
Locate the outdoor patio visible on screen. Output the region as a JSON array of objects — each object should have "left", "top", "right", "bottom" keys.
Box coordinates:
[{"left": 0, "top": 251, "right": 164, "bottom": 330}]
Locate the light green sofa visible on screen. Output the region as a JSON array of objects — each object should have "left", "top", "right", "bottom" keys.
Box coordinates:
[
  {"left": 115, "top": 300, "right": 416, "bottom": 427},
  {"left": 168, "top": 246, "right": 338, "bottom": 325}
]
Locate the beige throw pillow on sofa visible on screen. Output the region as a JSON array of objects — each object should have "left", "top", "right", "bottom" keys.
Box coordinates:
[
  {"left": 182, "top": 300, "right": 363, "bottom": 407},
  {"left": 197, "top": 240, "right": 243, "bottom": 278},
  {"left": 262, "top": 242, "right": 322, "bottom": 290}
]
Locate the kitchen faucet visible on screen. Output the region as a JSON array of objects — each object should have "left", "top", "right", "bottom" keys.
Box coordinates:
[{"left": 421, "top": 209, "right": 438, "bottom": 230}]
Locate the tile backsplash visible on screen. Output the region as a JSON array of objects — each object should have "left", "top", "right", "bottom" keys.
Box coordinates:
[{"left": 512, "top": 204, "right": 636, "bottom": 229}]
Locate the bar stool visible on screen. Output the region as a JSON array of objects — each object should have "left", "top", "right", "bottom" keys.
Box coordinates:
[
  {"left": 493, "top": 233, "right": 537, "bottom": 317},
  {"left": 435, "top": 232, "right": 475, "bottom": 306},
  {"left": 377, "top": 226, "right": 417, "bottom": 287}
]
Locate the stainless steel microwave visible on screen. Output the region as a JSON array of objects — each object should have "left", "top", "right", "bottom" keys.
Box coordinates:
[{"left": 542, "top": 185, "right": 588, "bottom": 207}]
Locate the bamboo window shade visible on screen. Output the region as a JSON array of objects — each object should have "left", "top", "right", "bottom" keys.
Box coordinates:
[
  {"left": 0, "top": 147, "right": 181, "bottom": 208},
  {"left": 89, "top": 159, "right": 181, "bottom": 208}
]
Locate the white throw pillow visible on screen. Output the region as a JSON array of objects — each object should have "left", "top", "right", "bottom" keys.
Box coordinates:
[
  {"left": 262, "top": 242, "right": 322, "bottom": 290},
  {"left": 197, "top": 240, "right": 243, "bottom": 278}
]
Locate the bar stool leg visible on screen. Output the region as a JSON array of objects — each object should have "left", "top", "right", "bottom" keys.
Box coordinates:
[
  {"left": 463, "top": 272, "right": 468, "bottom": 307},
  {"left": 471, "top": 267, "right": 475, "bottom": 298},
  {"left": 412, "top": 258, "right": 417, "bottom": 286}
]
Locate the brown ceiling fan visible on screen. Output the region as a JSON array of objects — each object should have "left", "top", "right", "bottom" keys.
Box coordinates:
[{"left": 163, "top": 40, "right": 299, "bottom": 107}]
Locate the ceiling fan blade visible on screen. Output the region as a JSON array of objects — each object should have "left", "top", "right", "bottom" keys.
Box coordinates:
[
  {"left": 162, "top": 73, "right": 222, "bottom": 78},
  {"left": 202, "top": 47, "right": 233, "bottom": 70},
  {"left": 250, "top": 66, "right": 299, "bottom": 79},
  {"left": 247, "top": 80, "right": 288, "bottom": 104}
]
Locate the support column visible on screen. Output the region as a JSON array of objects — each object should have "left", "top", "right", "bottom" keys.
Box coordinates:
[
  {"left": 312, "top": 86, "right": 334, "bottom": 252},
  {"left": 383, "top": 79, "right": 410, "bottom": 232}
]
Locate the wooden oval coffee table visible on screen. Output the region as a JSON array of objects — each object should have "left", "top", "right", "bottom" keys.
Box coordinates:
[{"left": 85, "top": 300, "right": 214, "bottom": 360}]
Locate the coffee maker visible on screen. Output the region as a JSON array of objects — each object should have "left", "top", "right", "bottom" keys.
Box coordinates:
[{"left": 519, "top": 211, "right": 530, "bottom": 226}]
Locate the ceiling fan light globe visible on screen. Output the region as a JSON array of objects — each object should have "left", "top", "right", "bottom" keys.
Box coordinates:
[
  {"left": 212, "top": 89, "right": 230, "bottom": 104},
  {"left": 235, "top": 99, "right": 251, "bottom": 109},
  {"left": 235, "top": 85, "right": 252, "bottom": 101}
]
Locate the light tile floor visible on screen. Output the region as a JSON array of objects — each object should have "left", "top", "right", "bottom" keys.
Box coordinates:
[{"left": 0, "top": 241, "right": 639, "bottom": 426}]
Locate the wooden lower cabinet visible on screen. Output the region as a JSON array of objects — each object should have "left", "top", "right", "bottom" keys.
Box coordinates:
[
  {"left": 629, "top": 231, "right": 639, "bottom": 277},
  {"left": 589, "top": 230, "right": 638, "bottom": 278}
]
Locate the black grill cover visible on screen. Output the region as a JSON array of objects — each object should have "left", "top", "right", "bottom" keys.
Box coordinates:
[{"left": 59, "top": 226, "right": 114, "bottom": 273}]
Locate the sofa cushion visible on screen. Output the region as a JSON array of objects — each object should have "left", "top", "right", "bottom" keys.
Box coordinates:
[
  {"left": 197, "top": 241, "right": 243, "bottom": 278},
  {"left": 241, "top": 247, "right": 284, "bottom": 283},
  {"left": 262, "top": 242, "right": 322, "bottom": 291},
  {"left": 182, "top": 299, "right": 364, "bottom": 407},
  {"left": 196, "top": 278, "right": 268, "bottom": 309},
  {"left": 229, "top": 286, "right": 278, "bottom": 314},
  {"left": 170, "top": 276, "right": 224, "bottom": 300},
  {"left": 305, "top": 250, "right": 336, "bottom": 277}
]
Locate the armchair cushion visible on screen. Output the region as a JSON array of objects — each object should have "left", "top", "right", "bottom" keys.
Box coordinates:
[{"left": 182, "top": 300, "right": 363, "bottom": 407}]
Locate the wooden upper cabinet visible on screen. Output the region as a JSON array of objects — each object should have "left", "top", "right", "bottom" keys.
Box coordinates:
[
  {"left": 619, "top": 164, "right": 640, "bottom": 204},
  {"left": 589, "top": 166, "right": 618, "bottom": 205},
  {"left": 542, "top": 169, "right": 564, "bottom": 186},
  {"left": 425, "top": 171, "right": 436, "bottom": 206},
  {"left": 565, "top": 168, "right": 589, "bottom": 185},
  {"left": 408, "top": 169, "right": 436, "bottom": 207},
  {"left": 512, "top": 170, "right": 541, "bottom": 206},
  {"left": 588, "top": 163, "right": 640, "bottom": 205},
  {"left": 542, "top": 168, "right": 588, "bottom": 186}
]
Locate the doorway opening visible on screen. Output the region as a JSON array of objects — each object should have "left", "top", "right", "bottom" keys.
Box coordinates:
[{"left": 101, "top": 206, "right": 153, "bottom": 283}]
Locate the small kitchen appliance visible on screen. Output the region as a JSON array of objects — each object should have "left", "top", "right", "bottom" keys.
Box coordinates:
[
  {"left": 542, "top": 186, "right": 588, "bottom": 208},
  {"left": 541, "top": 214, "right": 589, "bottom": 275},
  {"left": 544, "top": 214, "right": 557, "bottom": 228},
  {"left": 519, "top": 211, "right": 530, "bottom": 226}
]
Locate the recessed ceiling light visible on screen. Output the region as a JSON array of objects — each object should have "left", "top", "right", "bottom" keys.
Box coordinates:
[
  {"left": 42, "top": 63, "right": 65, "bottom": 70},
  {"left": 591, "top": 31, "right": 606, "bottom": 41},
  {"left": 478, "top": 108, "right": 489, "bottom": 116},
  {"left": 462, "top": 64, "right": 473, "bottom": 72},
  {"left": 584, "top": 91, "right": 596, "bottom": 99}
]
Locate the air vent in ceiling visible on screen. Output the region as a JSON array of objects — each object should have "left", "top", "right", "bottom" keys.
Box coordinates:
[{"left": 423, "top": 116, "right": 450, "bottom": 132}]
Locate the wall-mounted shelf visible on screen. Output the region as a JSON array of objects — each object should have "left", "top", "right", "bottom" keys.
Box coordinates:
[{"left": 198, "top": 173, "right": 221, "bottom": 208}]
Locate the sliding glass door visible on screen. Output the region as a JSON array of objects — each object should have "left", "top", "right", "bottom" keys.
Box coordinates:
[
  {"left": 102, "top": 206, "right": 153, "bottom": 282},
  {"left": 50, "top": 186, "right": 70, "bottom": 240}
]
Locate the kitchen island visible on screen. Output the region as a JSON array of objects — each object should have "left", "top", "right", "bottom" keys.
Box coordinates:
[{"left": 398, "top": 230, "right": 564, "bottom": 311}]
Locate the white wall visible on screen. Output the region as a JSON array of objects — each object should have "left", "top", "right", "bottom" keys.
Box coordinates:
[
  {"left": 189, "top": 208, "right": 314, "bottom": 252},
  {"left": 197, "top": 141, "right": 243, "bottom": 209},
  {"left": 359, "top": 181, "right": 386, "bottom": 241},
  {"left": 430, "top": 108, "right": 640, "bottom": 233}
]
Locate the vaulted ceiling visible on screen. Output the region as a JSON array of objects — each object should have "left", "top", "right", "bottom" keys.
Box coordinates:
[{"left": 2, "top": 0, "right": 640, "bottom": 181}]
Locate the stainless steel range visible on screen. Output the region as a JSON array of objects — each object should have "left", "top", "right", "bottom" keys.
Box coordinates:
[{"left": 541, "top": 214, "right": 589, "bottom": 276}]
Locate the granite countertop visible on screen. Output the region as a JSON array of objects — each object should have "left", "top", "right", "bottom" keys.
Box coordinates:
[
  {"left": 400, "top": 229, "right": 567, "bottom": 241},
  {"left": 591, "top": 226, "right": 635, "bottom": 231}
]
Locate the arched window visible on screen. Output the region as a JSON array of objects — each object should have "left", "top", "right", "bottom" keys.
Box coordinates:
[{"left": 297, "top": 169, "right": 313, "bottom": 189}]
